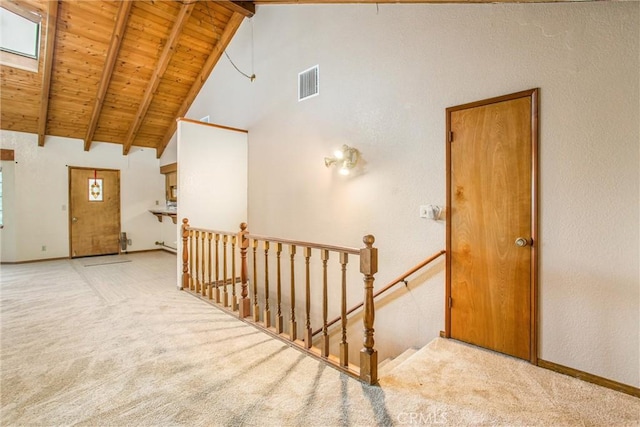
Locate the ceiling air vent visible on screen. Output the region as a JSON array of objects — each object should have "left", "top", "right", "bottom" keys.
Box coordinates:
[{"left": 298, "top": 65, "right": 319, "bottom": 101}]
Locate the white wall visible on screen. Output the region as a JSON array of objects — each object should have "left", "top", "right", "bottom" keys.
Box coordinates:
[
  {"left": 186, "top": 2, "right": 639, "bottom": 386},
  {"left": 0, "top": 158, "right": 17, "bottom": 261},
  {"left": 160, "top": 219, "right": 178, "bottom": 251},
  {"left": 177, "top": 120, "right": 248, "bottom": 232},
  {"left": 0, "top": 131, "right": 165, "bottom": 262},
  {"left": 176, "top": 120, "right": 248, "bottom": 289},
  {"left": 159, "top": 134, "right": 177, "bottom": 167}
]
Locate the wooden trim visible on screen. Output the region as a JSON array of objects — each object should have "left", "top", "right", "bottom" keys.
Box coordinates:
[
  {"left": 446, "top": 89, "right": 538, "bottom": 113},
  {"left": 156, "top": 12, "right": 246, "bottom": 158},
  {"left": 0, "top": 149, "right": 15, "bottom": 161},
  {"left": 0, "top": 50, "right": 38, "bottom": 72},
  {"left": 0, "top": 249, "right": 173, "bottom": 264},
  {"left": 123, "top": 1, "right": 196, "bottom": 155},
  {"left": 84, "top": 0, "right": 133, "bottom": 152},
  {"left": 1, "top": 256, "right": 69, "bottom": 265},
  {"left": 247, "top": 233, "right": 360, "bottom": 255},
  {"left": 0, "top": 2, "right": 43, "bottom": 23},
  {"left": 66, "top": 166, "right": 120, "bottom": 173},
  {"left": 176, "top": 117, "right": 249, "bottom": 134},
  {"left": 537, "top": 359, "right": 640, "bottom": 398},
  {"left": 216, "top": 1, "right": 255, "bottom": 17},
  {"left": 444, "top": 104, "right": 452, "bottom": 338},
  {"left": 160, "top": 162, "right": 177, "bottom": 174},
  {"left": 37, "top": 0, "right": 59, "bottom": 147},
  {"left": 530, "top": 88, "right": 539, "bottom": 364},
  {"left": 184, "top": 225, "right": 360, "bottom": 255}
]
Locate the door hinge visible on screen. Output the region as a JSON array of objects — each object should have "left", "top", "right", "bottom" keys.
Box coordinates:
[
  {"left": 448, "top": 131, "right": 454, "bottom": 143},
  {"left": 448, "top": 296, "right": 453, "bottom": 308}
]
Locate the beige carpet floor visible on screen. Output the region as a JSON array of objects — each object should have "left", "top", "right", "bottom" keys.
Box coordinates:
[{"left": 1, "top": 252, "right": 638, "bottom": 426}]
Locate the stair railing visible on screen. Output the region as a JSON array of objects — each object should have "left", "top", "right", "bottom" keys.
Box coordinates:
[
  {"left": 312, "top": 250, "right": 446, "bottom": 337},
  {"left": 181, "top": 218, "right": 379, "bottom": 384}
]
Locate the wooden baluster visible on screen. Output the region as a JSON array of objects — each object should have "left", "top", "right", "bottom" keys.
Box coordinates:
[
  {"left": 231, "top": 235, "right": 238, "bottom": 311},
  {"left": 359, "top": 235, "right": 378, "bottom": 385},
  {"left": 263, "top": 241, "right": 271, "bottom": 327},
  {"left": 321, "top": 249, "right": 329, "bottom": 357},
  {"left": 289, "top": 245, "right": 297, "bottom": 341},
  {"left": 252, "top": 239, "right": 259, "bottom": 322},
  {"left": 194, "top": 231, "right": 200, "bottom": 293},
  {"left": 189, "top": 229, "right": 195, "bottom": 291},
  {"left": 304, "top": 247, "right": 312, "bottom": 349},
  {"left": 275, "top": 242, "right": 283, "bottom": 334},
  {"left": 181, "top": 218, "right": 190, "bottom": 290},
  {"left": 201, "top": 232, "right": 206, "bottom": 296},
  {"left": 214, "top": 234, "right": 220, "bottom": 303},
  {"left": 207, "top": 232, "right": 213, "bottom": 299},
  {"left": 223, "top": 235, "right": 229, "bottom": 307},
  {"left": 238, "top": 223, "right": 250, "bottom": 318},
  {"left": 339, "top": 252, "right": 349, "bottom": 367}
]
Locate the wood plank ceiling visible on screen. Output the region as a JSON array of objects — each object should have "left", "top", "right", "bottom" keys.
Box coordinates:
[
  {"left": 1, "top": 0, "right": 582, "bottom": 158},
  {"left": 0, "top": 0, "right": 252, "bottom": 157}
]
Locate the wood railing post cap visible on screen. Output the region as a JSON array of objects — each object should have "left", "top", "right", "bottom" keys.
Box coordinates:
[
  {"left": 182, "top": 218, "right": 189, "bottom": 225},
  {"left": 363, "top": 235, "right": 375, "bottom": 247},
  {"left": 240, "top": 222, "right": 247, "bottom": 231}
]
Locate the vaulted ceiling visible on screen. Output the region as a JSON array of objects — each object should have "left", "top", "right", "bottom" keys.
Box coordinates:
[
  {"left": 0, "top": 0, "right": 253, "bottom": 158},
  {"left": 0, "top": 0, "right": 578, "bottom": 158}
]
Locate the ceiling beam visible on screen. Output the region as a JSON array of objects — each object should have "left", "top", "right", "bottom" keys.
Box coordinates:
[
  {"left": 215, "top": 1, "right": 255, "bottom": 17},
  {"left": 84, "top": 0, "right": 132, "bottom": 152},
  {"left": 156, "top": 12, "right": 245, "bottom": 159},
  {"left": 122, "top": 1, "right": 196, "bottom": 155},
  {"left": 37, "top": 0, "right": 59, "bottom": 147}
]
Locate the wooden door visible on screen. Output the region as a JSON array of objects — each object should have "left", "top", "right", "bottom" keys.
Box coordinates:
[
  {"left": 445, "top": 89, "right": 538, "bottom": 362},
  {"left": 69, "top": 167, "right": 121, "bottom": 258}
]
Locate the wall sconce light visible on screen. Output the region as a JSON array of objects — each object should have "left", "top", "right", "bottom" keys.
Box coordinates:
[{"left": 324, "top": 145, "right": 359, "bottom": 176}]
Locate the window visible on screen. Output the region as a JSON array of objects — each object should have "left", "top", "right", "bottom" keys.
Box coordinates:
[{"left": 0, "top": 5, "right": 41, "bottom": 72}]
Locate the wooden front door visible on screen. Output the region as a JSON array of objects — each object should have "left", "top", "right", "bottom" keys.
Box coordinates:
[
  {"left": 445, "top": 89, "right": 538, "bottom": 362},
  {"left": 69, "top": 167, "right": 121, "bottom": 258}
]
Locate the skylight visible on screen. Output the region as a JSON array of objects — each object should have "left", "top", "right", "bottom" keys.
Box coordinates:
[{"left": 0, "top": 5, "right": 40, "bottom": 71}]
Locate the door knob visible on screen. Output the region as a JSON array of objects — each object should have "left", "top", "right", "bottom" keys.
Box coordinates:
[
  {"left": 515, "top": 237, "right": 530, "bottom": 247},
  {"left": 72, "top": 217, "right": 78, "bottom": 223}
]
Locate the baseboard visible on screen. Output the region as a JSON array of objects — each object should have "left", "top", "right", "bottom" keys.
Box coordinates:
[
  {"left": 1, "top": 249, "right": 176, "bottom": 264},
  {"left": 122, "top": 248, "right": 172, "bottom": 255},
  {"left": 1, "top": 256, "right": 69, "bottom": 264},
  {"left": 537, "top": 359, "right": 639, "bottom": 398}
]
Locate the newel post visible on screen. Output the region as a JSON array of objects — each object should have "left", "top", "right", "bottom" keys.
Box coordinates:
[
  {"left": 181, "top": 218, "right": 190, "bottom": 290},
  {"left": 238, "top": 222, "right": 251, "bottom": 318},
  {"left": 359, "top": 234, "right": 378, "bottom": 385}
]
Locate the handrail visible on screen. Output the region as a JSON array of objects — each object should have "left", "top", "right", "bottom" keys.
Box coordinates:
[
  {"left": 247, "top": 233, "right": 360, "bottom": 255},
  {"left": 312, "top": 250, "right": 446, "bottom": 336},
  {"left": 184, "top": 227, "right": 361, "bottom": 255},
  {"left": 185, "top": 225, "right": 236, "bottom": 237}
]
